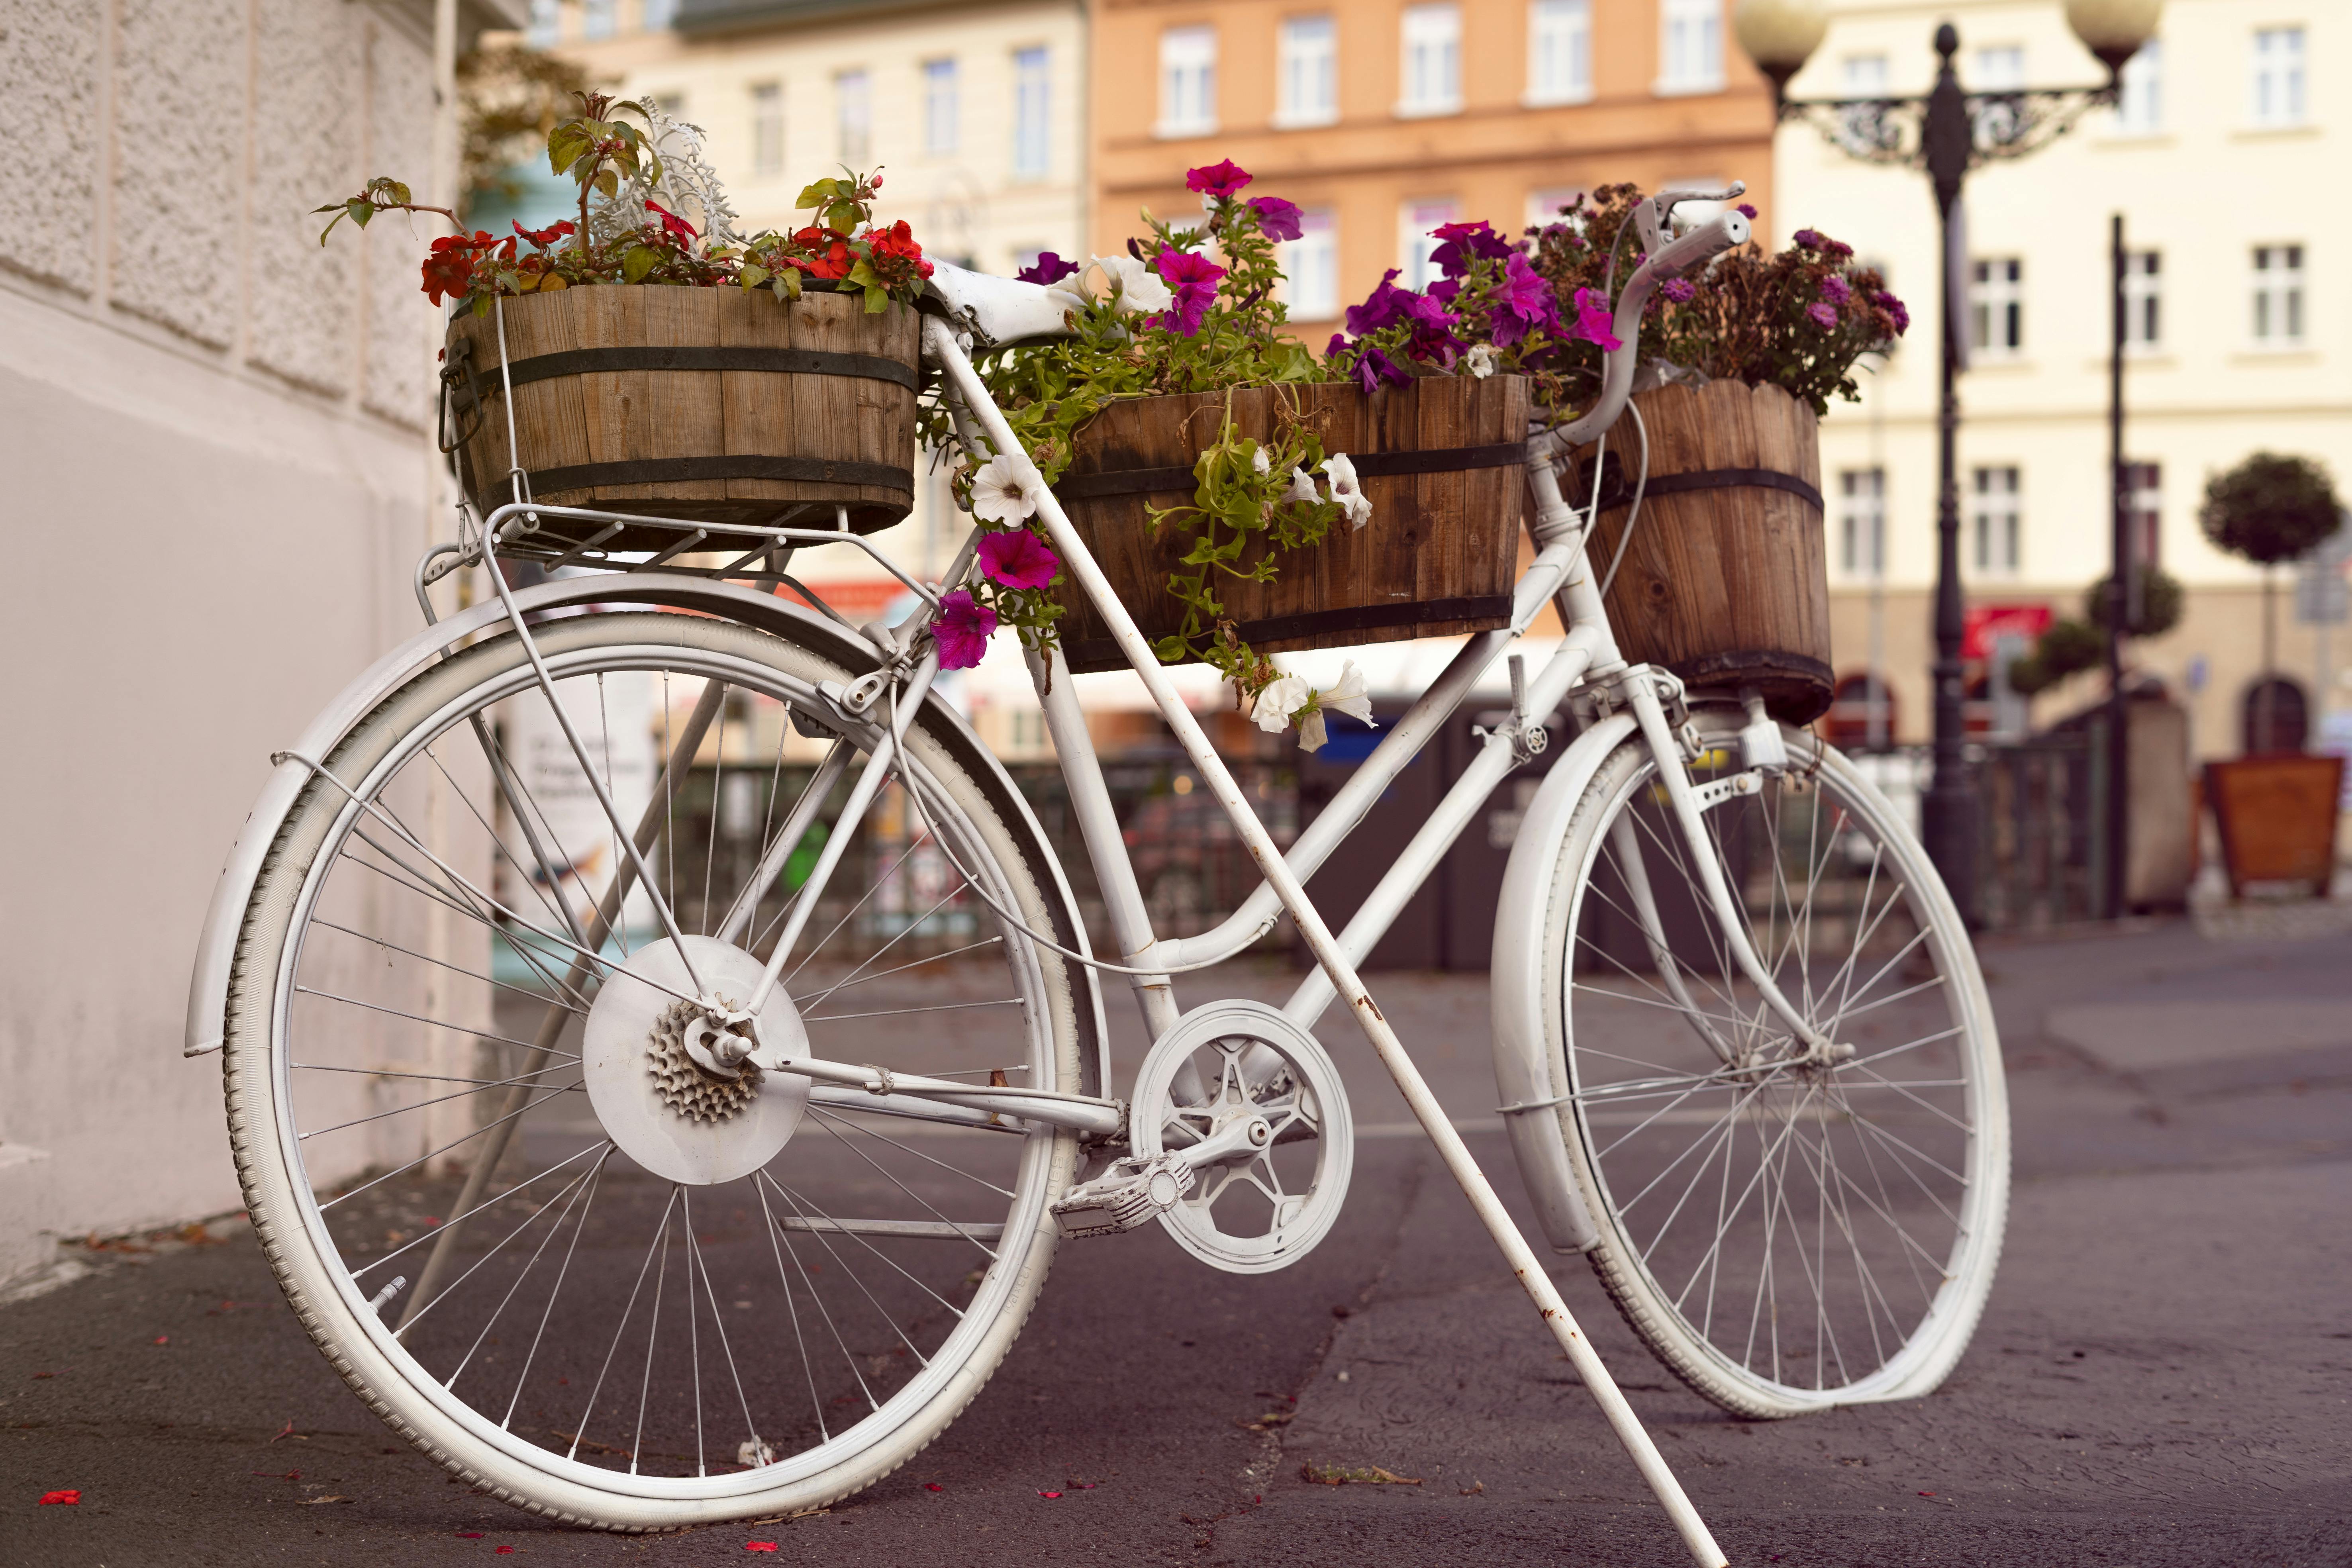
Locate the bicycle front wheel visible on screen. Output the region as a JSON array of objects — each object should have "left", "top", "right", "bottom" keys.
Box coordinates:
[
  {"left": 1535, "top": 713, "right": 2008, "bottom": 1417},
  {"left": 223, "top": 611, "right": 1083, "bottom": 1528}
]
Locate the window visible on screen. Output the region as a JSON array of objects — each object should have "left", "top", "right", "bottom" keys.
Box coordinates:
[
  {"left": 1400, "top": 198, "right": 1459, "bottom": 289},
  {"left": 1158, "top": 26, "right": 1217, "bottom": 137},
  {"left": 1970, "top": 257, "right": 2023, "bottom": 357},
  {"left": 1013, "top": 47, "right": 1051, "bottom": 179},
  {"left": 834, "top": 71, "right": 870, "bottom": 165},
  {"left": 2252, "top": 244, "right": 2306, "bottom": 344},
  {"left": 1278, "top": 16, "right": 1339, "bottom": 127},
  {"left": 1658, "top": 0, "right": 1722, "bottom": 94},
  {"left": 2123, "top": 461, "right": 2162, "bottom": 570},
  {"left": 2116, "top": 38, "right": 2161, "bottom": 133},
  {"left": 1972, "top": 45, "right": 2024, "bottom": 140},
  {"left": 1527, "top": 186, "right": 1584, "bottom": 230},
  {"left": 1838, "top": 468, "right": 1886, "bottom": 579},
  {"left": 582, "top": 0, "right": 615, "bottom": 40},
  {"left": 750, "top": 82, "right": 784, "bottom": 177},
  {"left": 525, "top": 0, "right": 559, "bottom": 47},
  {"left": 650, "top": 90, "right": 687, "bottom": 120},
  {"left": 643, "top": 0, "right": 679, "bottom": 29},
  {"left": 1280, "top": 209, "right": 1339, "bottom": 319},
  {"left": 923, "top": 59, "right": 960, "bottom": 156},
  {"left": 2123, "top": 250, "right": 2160, "bottom": 349},
  {"left": 2251, "top": 26, "right": 2306, "bottom": 127},
  {"left": 1971, "top": 466, "right": 2021, "bottom": 577},
  {"left": 1842, "top": 53, "right": 1888, "bottom": 93},
  {"left": 1399, "top": 4, "right": 1462, "bottom": 116},
  {"left": 1528, "top": 0, "right": 1592, "bottom": 105}
]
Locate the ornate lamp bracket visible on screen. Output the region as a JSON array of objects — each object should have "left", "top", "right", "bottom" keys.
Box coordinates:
[{"left": 1779, "top": 84, "right": 2117, "bottom": 172}]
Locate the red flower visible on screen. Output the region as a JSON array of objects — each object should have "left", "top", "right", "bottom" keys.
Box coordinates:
[
  {"left": 38, "top": 1490, "right": 80, "bottom": 1505},
  {"left": 793, "top": 226, "right": 855, "bottom": 280},
  {"left": 420, "top": 234, "right": 480, "bottom": 305},
  {"left": 1185, "top": 159, "right": 1253, "bottom": 198},
  {"left": 513, "top": 218, "right": 576, "bottom": 249},
  {"left": 645, "top": 200, "right": 699, "bottom": 247},
  {"left": 867, "top": 220, "right": 934, "bottom": 278}
]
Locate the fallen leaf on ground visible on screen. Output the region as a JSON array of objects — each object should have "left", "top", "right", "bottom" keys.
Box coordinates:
[
  {"left": 38, "top": 1490, "right": 80, "bottom": 1505},
  {"left": 1238, "top": 1410, "right": 1294, "bottom": 1431},
  {"left": 250, "top": 1470, "right": 301, "bottom": 1481},
  {"left": 1458, "top": 1480, "right": 1485, "bottom": 1495},
  {"left": 1301, "top": 1463, "right": 1421, "bottom": 1487},
  {"left": 297, "top": 1495, "right": 354, "bottom": 1505},
  {"left": 267, "top": 1420, "right": 296, "bottom": 1443}
]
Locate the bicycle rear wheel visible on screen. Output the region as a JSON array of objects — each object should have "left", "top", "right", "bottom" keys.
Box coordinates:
[
  {"left": 223, "top": 611, "right": 1082, "bottom": 1527},
  {"left": 1535, "top": 713, "right": 2007, "bottom": 1417}
]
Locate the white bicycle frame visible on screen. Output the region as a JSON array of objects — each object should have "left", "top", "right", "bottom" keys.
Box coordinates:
[{"left": 183, "top": 187, "right": 1816, "bottom": 1566}]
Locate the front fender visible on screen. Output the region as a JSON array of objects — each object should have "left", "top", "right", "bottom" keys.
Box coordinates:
[
  {"left": 182, "top": 575, "right": 1110, "bottom": 1102},
  {"left": 1487, "top": 710, "right": 1638, "bottom": 1253}
]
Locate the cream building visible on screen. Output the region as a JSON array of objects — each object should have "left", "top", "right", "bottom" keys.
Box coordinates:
[
  {"left": 1774, "top": 0, "right": 2351, "bottom": 759},
  {"left": 0, "top": 0, "right": 519, "bottom": 1290},
  {"left": 539, "top": 0, "right": 1090, "bottom": 637}
]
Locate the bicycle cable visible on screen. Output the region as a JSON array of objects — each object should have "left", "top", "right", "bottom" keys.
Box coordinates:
[{"left": 1597, "top": 399, "right": 1650, "bottom": 602}]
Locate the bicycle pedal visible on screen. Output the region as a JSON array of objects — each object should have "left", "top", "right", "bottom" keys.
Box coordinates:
[{"left": 1049, "top": 1153, "right": 1194, "bottom": 1238}]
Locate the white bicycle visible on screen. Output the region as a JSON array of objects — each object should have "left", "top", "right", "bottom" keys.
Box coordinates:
[{"left": 186, "top": 187, "right": 2005, "bottom": 1564}]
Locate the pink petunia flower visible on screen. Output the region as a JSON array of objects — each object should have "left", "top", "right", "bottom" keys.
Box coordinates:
[
  {"left": 1184, "top": 159, "right": 1253, "bottom": 198},
  {"left": 977, "top": 529, "right": 1060, "bottom": 590},
  {"left": 1153, "top": 246, "right": 1227, "bottom": 336},
  {"left": 933, "top": 590, "right": 998, "bottom": 669},
  {"left": 1247, "top": 195, "right": 1303, "bottom": 242},
  {"left": 1573, "top": 287, "right": 1622, "bottom": 351}
]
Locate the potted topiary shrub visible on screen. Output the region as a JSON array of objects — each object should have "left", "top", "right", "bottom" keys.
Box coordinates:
[{"left": 2195, "top": 452, "right": 2346, "bottom": 897}]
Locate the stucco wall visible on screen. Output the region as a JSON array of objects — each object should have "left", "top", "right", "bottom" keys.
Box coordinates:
[{"left": 0, "top": 0, "right": 453, "bottom": 1284}]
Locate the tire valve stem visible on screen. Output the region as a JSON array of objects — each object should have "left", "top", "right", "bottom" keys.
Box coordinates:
[{"left": 367, "top": 1275, "right": 408, "bottom": 1317}]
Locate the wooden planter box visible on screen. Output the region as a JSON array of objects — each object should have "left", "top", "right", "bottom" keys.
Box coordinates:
[
  {"left": 444, "top": 285, "right": 921, "bottom": 553},
  {"left": 2204, "top": 754, "right": 2344, "bottom": 898},
  {"left": 1052, "top": 376, "right": 1530, "bottom": 674},
  {"left": 1570, "top": 380, "right": 1832, "bottom": 725}
]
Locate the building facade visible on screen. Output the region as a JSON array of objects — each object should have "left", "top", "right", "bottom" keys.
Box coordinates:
[
  {"left": 1778, "top": 0, "right": 2352, "bottom": 757},
  {"left": 0, "top": 0, "right": 517, "bottom": 1288},
  {"left": 1089, "top": 0, "right": 1779, "bottom": 336}
]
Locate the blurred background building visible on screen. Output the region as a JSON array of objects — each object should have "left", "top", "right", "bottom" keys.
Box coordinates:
[{"left": 1781, "top": 0, "right": 2352, "bottom": 763}]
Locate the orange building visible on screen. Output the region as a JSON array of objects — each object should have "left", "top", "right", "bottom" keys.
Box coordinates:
[{"left": 1089, "top": 0, "right": 1778, "bottom": 333}]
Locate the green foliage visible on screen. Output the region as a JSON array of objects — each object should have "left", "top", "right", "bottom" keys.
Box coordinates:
[
  {"left": 2083, "top": 566, "right": 2183, "bottom": 640},
  {"left": 2005, "top": 617, "right": 2105, "bottom": 697},
  {"left": 456, "top": 43, "right": 595, "bottom": 216},
  {"left": 2199, "top": 452, "right": 2342, "bottom": 566}
]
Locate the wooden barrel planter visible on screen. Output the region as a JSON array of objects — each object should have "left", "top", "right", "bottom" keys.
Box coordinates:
[
  {"left": 1052, "top": 376, "right": 1531, "bottom": 674},
  {"left": 1570, "top": 379, "right": 1832, "bottom": 725},
  {"left": 443, "top": 285, "right": 921, "bottom": 554}
]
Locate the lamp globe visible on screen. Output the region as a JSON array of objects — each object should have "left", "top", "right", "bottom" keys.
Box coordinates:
[
  {"left": 1734, "top": 0, "right": 1829, "bottom": 97},
  {"left": 2064, "top": 0, "right": 2162, "bottom": 77}
]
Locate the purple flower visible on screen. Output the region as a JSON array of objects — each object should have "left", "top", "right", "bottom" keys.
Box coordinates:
[
  {"left": 1016, "top": 251, "right": 1080, "bottom": 285},
  {"left": 1660, "top": 276, "right": 1697, "bottom": 303},
  {"left": 1824, "top": 237, "right": 1854, "bottom": 259},
  {"left": 1326, "top": 332, "right": 1351, "bottom": 358},
  {"left": 933, "top": 590, "right": 997, "bottom": 669},
  {"left": 1345, "top": 269, "right": 1411, "bottom": 335},
  {"left": 1806, "top": 301, "right": 1840, "bottom": 330},
  {"left": 1485, "top": 254, "right": 1559, "bottom": 347},
  {"left": 1153, "top": 246, "right": 1227, "bottom": 336},
  {"left": 1247, "top": 196, "right": 1303, "bottom": 242},
  {"left": 1793, "top": 227, "right": 1825, "bottom": 250},
  {"left": 1429, "top": 219, "right": 1513, "bottom": 278},
  {"left": 1400, "top": 291, "right": 1466, "bottom": 367},
  {"left": 1185, "top": 159, "right": 1253, "bottom": 198},
  {"left": 1875, "top": 289, "right": 1911, "bottom": 335},
  {"left": 1736, "top": 202, "right": 1758, "bottom": 220},
  {"left": 1818, "top": 274, "right": 1852, "bottom": 306},
  {"left": 977, "top": 529, "right": 1060, "bottom": 590},
  {"left": 1572, "top": 286, "right": 1621, "bottom": 351},
  {"left": 1350, "top": 346, "right": 1413, "bottom": 395}
]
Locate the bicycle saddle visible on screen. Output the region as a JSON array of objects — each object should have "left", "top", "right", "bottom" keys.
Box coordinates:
[{"left": 924, "top": 259, "right": 1082, "bottom": 347}]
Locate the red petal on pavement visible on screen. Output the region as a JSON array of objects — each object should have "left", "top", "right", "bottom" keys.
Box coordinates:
[
  {"left": 746, "top": 1544, "right": 779, "bottom": 1553},
  {"left": 923, "top": 1482, "right": 944, "bottom": 1492},
  {"left": 1919, "top": 1490, "right": 1936, "bottom": 1497},
  {"left": 456, "top": 1532, "right": 484, "bottom": 1539},
  {"left": 495, "top": 1548, "right": 515, "bottom": 1556},
  {"left": 1038, "top": 1490, "right": 1062, "bottom": 1498},
  {"left": 153, "top": 1335, "right": 169, "bottom": 1345},
  {"left": 38, "top": 1490, "right": 80, "bottom": 1505}
]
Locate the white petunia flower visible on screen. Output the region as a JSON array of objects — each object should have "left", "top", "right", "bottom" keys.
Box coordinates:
[
  {"left": 1252, "top": 674, "right": 1311, "bottom": 735},
  {"left": 1317, "top": 660, "right": 1376, "bottom": 727},
  {"left": 1088, "top": 254, "right": 1172, "bottom": 315},
  {"left": 1252, "top": 445, "right": 1271, "bottom": 475},
  {"left": 969, "top": 453, "right": 1038, "bottom": 524},
  {"left": 1281, "top": 466, "right": 1321, "bottom": 506},
  {"left": 1321, "top": 452, "right": 1373, "bottom": 530},
  {"left": 1466, "top": 343, "right": 1496, "bottom": 379}
]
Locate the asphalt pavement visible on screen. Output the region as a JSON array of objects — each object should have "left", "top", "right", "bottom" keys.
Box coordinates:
[{"left": 5, "top": 918, "right": 2350, "bottom": 1566}]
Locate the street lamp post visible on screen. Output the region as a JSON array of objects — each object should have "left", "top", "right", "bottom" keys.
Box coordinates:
[{"left": 1733, "top": 0, "right": 2160, "bottom": 926}]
